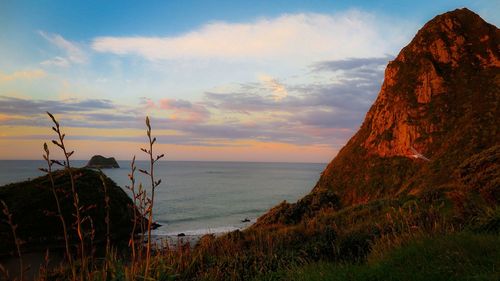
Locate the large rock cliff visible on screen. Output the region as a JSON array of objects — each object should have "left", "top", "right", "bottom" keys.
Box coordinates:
[{"left": 257, "top": 8, "right": 499, "bottom": 225}]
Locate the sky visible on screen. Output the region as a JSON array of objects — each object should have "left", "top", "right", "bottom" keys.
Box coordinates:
[{"left": 0, "top": 0, "right": 498, "bottom": 162}]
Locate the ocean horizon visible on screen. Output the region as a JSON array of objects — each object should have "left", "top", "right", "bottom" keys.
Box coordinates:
[{"left": 0, "top": 160, "right": 326, "bottom": 235}]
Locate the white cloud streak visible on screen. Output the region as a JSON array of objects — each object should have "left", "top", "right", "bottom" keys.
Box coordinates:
[
  {"left": 39, "top": 31, "right": 87, "bottom": 66},
  {"left": 91, "top": 10, "right": 408, "bottom": 62}
]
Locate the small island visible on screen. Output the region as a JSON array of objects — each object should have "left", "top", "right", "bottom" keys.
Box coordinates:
[{"left": 86, "top": 155, "right": 120, "bottom": 169}]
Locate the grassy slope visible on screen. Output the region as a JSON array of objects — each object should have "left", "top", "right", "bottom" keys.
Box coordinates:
[
  {"left": 258, "top": 233, "right": 500, "bottom": 281},
  {"left": 170, "top": 146, "right": 499, "bottom": 280}
]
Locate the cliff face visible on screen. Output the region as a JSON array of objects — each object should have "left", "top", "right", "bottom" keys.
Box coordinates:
[
  {"left": 311, "top": 8, "right": 499, "bottom": 206},
  {"left": 257, "top": 8, "right": 499, "bottom": 225},
  {"left": 360, "top": 8, "right": 499, "bottom": 159}
]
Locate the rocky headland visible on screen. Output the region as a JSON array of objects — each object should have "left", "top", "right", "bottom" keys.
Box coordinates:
[{"left": 86, "top": 155, "right": 120, "bottom": 169}]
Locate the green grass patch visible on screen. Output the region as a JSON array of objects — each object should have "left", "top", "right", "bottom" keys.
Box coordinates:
[{"left": 258, "top": 232, "right": 500, "bottom": 281}]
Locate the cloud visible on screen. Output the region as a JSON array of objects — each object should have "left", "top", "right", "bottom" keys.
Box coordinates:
[
  {"left": 158, "top": 98, "right": 193, "bottom": 110},
  {"left": 40, "top": 56, "right": 70, "bottom": 67},
  {"left": 204, "top": 56, "right": 386, "bottom": 114},
  {"left": 39, "top": 31, "right": 87, "bottom": 66},
  {"left": 0, "top": 93, "right": 350, "bottom": 147},
  {"left": 0, "top": 69, "right": 46, "bottom": 82},
  {"left": 203, "top": 82, "right": 374, "bottom": 130},
  {"left": 259, "top": 74, "right": 288, "bottom": 101},
  {"left": 0, "top": 97, "right": 142, "bottom": 131},
  {"left": 204, "top": 91, "right": 277, "bottom": 113},
  {"left": 92, "top": 11, "right": 405, "bottom": 62},
  {"left": 291, "top": 109, "right": 360, "bottom": 128},
  {"left": 310, "top": 56, "right": 391, "bottom": 72},
  {"left": 199, "top": 55, "right": 387, "bottom": 143},
  {"left": 1, "top": 54, "right": 387, "bottom": 148},
  {"left": 145, "top": 98, "right": 211, "bottom": 123},
  {"left": 0, "top": 96, "right": 115, "bottom": 115}
]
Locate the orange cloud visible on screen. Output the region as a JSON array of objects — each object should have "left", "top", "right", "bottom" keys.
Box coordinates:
[
  {"left": 0, "top": 114, "right": 11, "bottom": 122},
  {"left": 151, "top": 98, "right": 210, "bottom": 123},
  {"left": 259, "top": 74, "right": 288, "bottom": 101},
  {"left": 0, "top": 69, "right": 46, "bottom": 82}
]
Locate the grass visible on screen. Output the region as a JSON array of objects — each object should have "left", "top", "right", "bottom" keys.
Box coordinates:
[{"left": 258, "top": 232, "right": 500, "bottom": 281}]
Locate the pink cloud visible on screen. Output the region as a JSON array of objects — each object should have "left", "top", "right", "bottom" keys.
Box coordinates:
[
  {"left": 152, "top": 98, "right": 210, "bottom": 123},
  {"left": 159, "top": 98, "right": 192, "bottom": 110}
]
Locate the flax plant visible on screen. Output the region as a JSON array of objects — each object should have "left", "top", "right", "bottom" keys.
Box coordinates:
[
  {"left": 126, "top": 156, "right": 139, "bottom": 278},
  {"left": 46, "top": 112, "right": 86, "bottom": 278},
  {"left": 99, "top": 173, "right": 111, "bottom": 255},
  {"left": 1, "top": 200, "right": 23, "bottom": 281},
  {"left": 39, "top": 143, "right": 75, "bottom": 280},
  {"left": 99, "top": 172, "right": 111, "bottom": 280},
  {"left": 138, "top": 116, "right": 164, "bottom": 277},
  {"left": 137, "top": 183, "right": 147, "bottom": 260}
]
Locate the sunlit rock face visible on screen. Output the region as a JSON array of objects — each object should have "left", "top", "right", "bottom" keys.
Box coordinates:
[
  {"left": 360, "top": 8, "right": 499, "bottom": 160},
  {"left": 247, "top": 8, "right": 500, "bottom": 232},
  {"left": 256, "top": 8, "right": 499, "bottom": 215},
  {"left": 312, "top": 8, "right": 500, "bottom": 206}
]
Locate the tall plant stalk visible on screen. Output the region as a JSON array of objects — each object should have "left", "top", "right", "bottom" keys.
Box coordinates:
[
  {"left": 40, "top": 143, "right": 75, "bottom": 281},
  {"left": 99, "top": 172, "right": 111, "bottom": 281},
  {"left": 139, "top": 117, "right": 164, "bottom": 277},
  {"left": 126, "top": 156, "right": 138, "bottom": 277},
  {"left": 46, "top": 112, "right": 86, "bottom": 278},
  {"left": 137, "top": 183, "right": 146, "bottom": 261},
  {"left": 101, "top": 174, "right": 111, "bottom": 256},
  {"left": 1, "top": 200, "right": 23, "bottom": 281}
]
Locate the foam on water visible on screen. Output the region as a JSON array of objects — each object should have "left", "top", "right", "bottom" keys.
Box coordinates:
[{"left": 153, "top": 225, "right": 242, "bottom": 237}]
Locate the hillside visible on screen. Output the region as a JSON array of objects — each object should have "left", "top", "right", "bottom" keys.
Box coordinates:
[
  {"left": 0, "top": 169, "right": 142, "bottom": 255},
  {"left": 256, "top": 8, "right": 499, "bottom": 227},
  {"left": 166, "top": 8, "right": 499, "bottom": 280}
]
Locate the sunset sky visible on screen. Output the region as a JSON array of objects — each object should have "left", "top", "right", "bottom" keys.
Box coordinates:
[{"left": 1, "top": 0, "right": 498, "bottom": 162}]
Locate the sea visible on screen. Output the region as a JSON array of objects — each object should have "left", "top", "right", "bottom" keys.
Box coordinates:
[{"left": 0, "top": 160, "right": 325, "bottom": 236}]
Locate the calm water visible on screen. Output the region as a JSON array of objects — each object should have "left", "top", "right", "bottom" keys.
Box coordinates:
[{"left": 0, "top": 160, "right": 325, "bottom": 235}]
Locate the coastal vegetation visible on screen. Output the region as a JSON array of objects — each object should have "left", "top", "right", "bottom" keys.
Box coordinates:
[
  {"left": 0, "top": 7, "right": 498, "bottom": 281},
  {"left": 1, "top": 111, "right": 498, "bottom": 281},
  {"left": 257, "top": 233, "right": 500, "bottom": 281}
]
